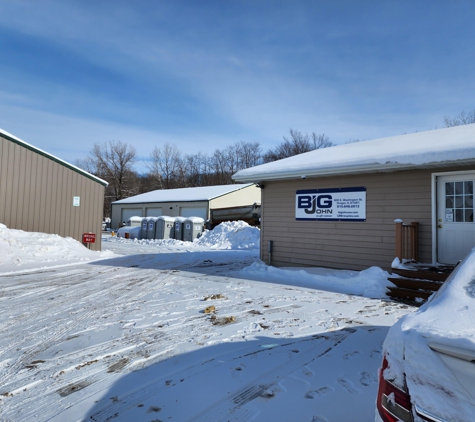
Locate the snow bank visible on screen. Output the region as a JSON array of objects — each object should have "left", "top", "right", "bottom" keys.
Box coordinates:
[
  {"left": 107, "top": 221, "right": 260, "bottom": 250},
  {"left": 194, "top": 221, "right": 260, "bottom": 249},
  {"left": 239, "top": 262, "right": 391, "bottom": 299},
  {"left": 0, "top": 224, "right": 114, "bottom": 273}
]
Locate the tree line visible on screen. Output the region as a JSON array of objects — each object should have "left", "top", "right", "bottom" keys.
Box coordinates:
[
  {"left": 78, "top": 109, "right": 475, "bottom": 217},
  {"left": 76, "top": 129, "right": 334, "bottom": 216}
]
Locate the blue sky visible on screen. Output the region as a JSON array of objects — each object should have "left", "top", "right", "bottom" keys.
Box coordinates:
[{"left": 0, "top": 0, "right": 474, "bottom": 171}]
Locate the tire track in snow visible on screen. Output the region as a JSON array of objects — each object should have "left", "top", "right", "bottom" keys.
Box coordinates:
[
  {"left": 0, "top": 266, "right": 171, "bottom": 393},
  {"left": 1, "top": 265, "right": 220, "bottom": 419},
  {"left": 86, "top": 329, "right": 355, "bottom": 422},
  {"left": 191, "top": 329, "right": 355, "bottom": 422}
]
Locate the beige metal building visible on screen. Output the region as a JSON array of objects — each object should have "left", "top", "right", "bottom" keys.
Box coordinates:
[
  {"left": 111, "top": 184, "right": 260, "bottom": 229},
  {"left": 0, "top": 128, "right": 107, "bottom": 251},
  {"left": 234, "top": 124, "right": 475, "bottom": 271}
]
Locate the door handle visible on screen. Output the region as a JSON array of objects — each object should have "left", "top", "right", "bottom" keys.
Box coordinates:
[{"left": 438, "top": 224, "right": 443, "bottom": 228}]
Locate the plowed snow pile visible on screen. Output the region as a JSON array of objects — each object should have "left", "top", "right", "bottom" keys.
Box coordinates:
[
  {"left": 109, "top": 221, "right": 260, "bottom": 250},
  {"left": 195, "top": 221, "right": 260, "bottom": 249},
  {"left": 0, "top": 223, "right": 114, "bottom": 272}
]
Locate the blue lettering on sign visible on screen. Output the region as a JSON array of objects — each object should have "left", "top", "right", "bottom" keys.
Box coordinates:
[
  {"left": 298, "top": 195, "right": 333, "bottom": 214},
  {"left": 298, "top": 196, "right": 313, "bottom": 209},
  {"left": 316, "top": 195, "right": 332, "bottom": 209}
]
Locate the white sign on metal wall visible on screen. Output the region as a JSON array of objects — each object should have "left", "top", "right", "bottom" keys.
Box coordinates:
[{"left": 296, "top": 187, "right": 366, "bottom": 221}]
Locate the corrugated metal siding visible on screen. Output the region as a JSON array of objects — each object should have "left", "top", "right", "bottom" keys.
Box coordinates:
[
  {"left": 0, "top": 134, "right": 104, "bottom": 251},
  {"left": 261, "top": 170, "right": 434, "bottom": 271}
]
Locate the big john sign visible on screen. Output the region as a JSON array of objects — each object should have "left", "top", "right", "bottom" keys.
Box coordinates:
[{"left": 296, "top": 187, "right": 366, "bottom": 222}]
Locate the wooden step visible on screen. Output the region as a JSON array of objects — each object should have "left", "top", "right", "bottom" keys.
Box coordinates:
[
  {"left": 391, "top": 268, "right": 451, "bottom": 282},
  {"left": 387, "top": 286, "right": 434, "bottom": 301},
  {"left": 387, "top": 277, "right": 443, "bottom": 292}
]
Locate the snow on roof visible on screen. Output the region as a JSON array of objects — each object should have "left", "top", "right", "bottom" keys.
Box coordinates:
[
  {"left": 0, "top": 127, "right": 108, "bottom": 187},
  {"left": 233, "top": 124, "right": 475, "bottom": 182},
  {"left": 112, "top": 184, "right": 254, "bottom": 204}
]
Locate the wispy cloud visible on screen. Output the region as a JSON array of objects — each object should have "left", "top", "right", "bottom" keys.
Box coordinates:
[{"left": 0, "top": 0, "right": 474, "bottom": 168}]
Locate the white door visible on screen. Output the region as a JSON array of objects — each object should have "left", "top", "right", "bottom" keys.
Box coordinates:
[
  {"left": 121, "top": 208, "right": 142, "bottom": 225},
  {"left": 146, "top": 207, "right": 162, "bottom": 217},
  {"left": 437, "top": 175, "right": 475, "bottom": 264},
  {"left": 179, "top": 207, "right": 207, "bottom": 219}
]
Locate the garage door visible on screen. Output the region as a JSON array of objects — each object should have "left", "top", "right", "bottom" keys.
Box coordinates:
[
  {"left": 146, "top": 208, "right": 163, "bottom": 217},
  {"left": 180, "top": 207, "right": 207, "bottom": 219},
  {"left": 121, "top": 208, "right": 142, "bottom": 225}
]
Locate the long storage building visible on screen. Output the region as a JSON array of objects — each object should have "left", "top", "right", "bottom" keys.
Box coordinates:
[
  {"left": 0, "top": 128, "right": 107, "bottom": 251},
  {"left": 111, "top": 183, "right": 260, "bottom": 229}
]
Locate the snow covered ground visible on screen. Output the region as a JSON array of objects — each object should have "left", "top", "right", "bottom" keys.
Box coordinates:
[{"left": 0, "top": 222, "right": 414, "bottom": 421}]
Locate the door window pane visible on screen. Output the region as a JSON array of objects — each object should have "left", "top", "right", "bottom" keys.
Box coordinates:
[
  {"left": 446, "top": 182, "right": 454, "bottom": 195},
  {"left": 465, "top": 181, "right": 473, "bottom": 194},
  {"left": 445, "top": 181, "right": 474, "bottom": 223},
  {"left": 465, "top": 209, "right": 474, "bottom": 222},
  {"left": 465, "top": 195, "right": 473, "bottom": 208}
]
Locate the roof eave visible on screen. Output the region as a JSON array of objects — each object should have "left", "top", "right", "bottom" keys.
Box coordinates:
[{"left": 233, "top": 159, "right": 475, "bottom": 183}]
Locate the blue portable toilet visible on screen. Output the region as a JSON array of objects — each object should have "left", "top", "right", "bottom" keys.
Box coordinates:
[
  {"left": 147, "top": 217, "right": 160, "bottom": 239},
  {"left": 174, "top": 216, "right": 187, "bottom": 241},
  {"left": 140, "top": 217, "right": 151, "bottom": 239}
]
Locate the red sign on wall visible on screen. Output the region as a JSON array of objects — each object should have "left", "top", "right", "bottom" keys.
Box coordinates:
[{"left": 82, "top": 233, "right": 96, "bottom": 243}]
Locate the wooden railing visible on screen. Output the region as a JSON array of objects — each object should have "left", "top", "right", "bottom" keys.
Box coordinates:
[{"left": 395, "top": 221, "right": 419, "bottom": 262}]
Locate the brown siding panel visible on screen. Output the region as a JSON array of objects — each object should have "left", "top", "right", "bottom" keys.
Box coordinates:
[
  {"left": 0, "top": 133, "right": 105, "bottom": 251},
  {"left": 11, "top": 143, "right": 21, "bottom": 228},
  {"left": 262, "top": 170, "right": 436, "bottom": 271}
]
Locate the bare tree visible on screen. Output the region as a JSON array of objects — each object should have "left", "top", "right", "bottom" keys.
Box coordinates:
[
  {"left": 211, "top": 148, "right": 230, "bottom": 185},
  {"left": 235, "top": 141, "right": 262, "bottom": 170},
  {"left": 263, "top": 129, "right": 334, "bottom": 163},
  {"left": 312, "top": 133, "right": 332, "bottom": 149},
  {"left": 444, "top": 109, "right": 475, "bottom": 127},
  {"left": 147, "top": 142, "right": 183, "bottom": 190},
  {"left": 90, "top": 141, "right": 137, "bottom": 201},
  {"left": 76, "top": 141, "right": 137, "bottom": 217}
]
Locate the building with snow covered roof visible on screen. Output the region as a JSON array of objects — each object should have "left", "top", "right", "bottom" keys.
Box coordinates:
[
  {"left": 0, "top": 128, "right": 108, "bottom": 251},
  {"left": 110, "top": 183, "right": 260, "bottom": 230},
  {"left": 233, "top": 124, "right": 475, "bottom": 270}
]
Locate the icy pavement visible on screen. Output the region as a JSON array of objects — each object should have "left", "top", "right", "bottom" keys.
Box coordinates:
[{"left": 0, "top": 224, "right": 414, "bottom": 421}]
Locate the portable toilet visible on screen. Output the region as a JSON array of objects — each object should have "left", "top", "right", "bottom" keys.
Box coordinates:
[
  {"left": 140, "top": 217, "right": 150, "bottom": 239},
  {"left": 183, "top": 217, "right": 205, "bottom": 242},
  {"left": 173, "top": 216, "right": 187, "bottom": 241},
  {"left": 156, "top": 216, "right": 176, "bottom": 239},
  {"left": 147, "top": 217, "right": 160, "bottom": 240},
  {"left": 127, "top": 216, "right": 143, "bottom": 227}
]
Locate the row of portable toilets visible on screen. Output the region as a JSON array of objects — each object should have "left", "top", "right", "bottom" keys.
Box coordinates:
[{"left": 126, "top": 216, "right": 205, "bottom": 242}]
